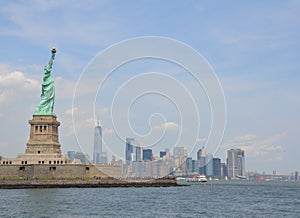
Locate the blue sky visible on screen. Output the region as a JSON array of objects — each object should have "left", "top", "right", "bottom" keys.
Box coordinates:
[{"left": 0, "top": 0, "right": 299, "bottom": 174}]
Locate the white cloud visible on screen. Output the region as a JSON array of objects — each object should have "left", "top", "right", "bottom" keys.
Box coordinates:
[
  {"left": 231, "top": 134, "right": 257, "bottom": 144},
  {"left": 265, "top": 155, "right": 284, "bottom": 163},
  {"left": 73, "top": 117, "right": 94, "bottom": 129},
  {"left": 55, "top": 76, "right": 77, "bottom": 99},
  {"left": 232, "top": 134, "right": 257, "bottom": 142},
  {"left": 0, "top": 71, "right": 40, "bottom": 91},
  {"left": 154, "top": 122, "right": 180, "bottom": 131},
  {"left": 222, "top": 133, "right": 285, "bottom": 159},
  {"left": 196, "top": 137, "right": 207, "bottom": 143},
  {"left": 103, "top": 128, "right": 113, "bottom": 135},
  {"left": 64, "top": 107, "right": 85, "bottom": 115}
]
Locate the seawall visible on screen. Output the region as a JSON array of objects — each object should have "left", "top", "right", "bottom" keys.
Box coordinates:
[{"left": 0, "top": 178, "right": 184, "bottom": 189}]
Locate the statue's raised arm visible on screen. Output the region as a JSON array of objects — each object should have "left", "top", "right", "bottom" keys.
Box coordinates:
[
  {"left": 35, "top": 47, "right": 57, "bottom": 116},
  {"left": 48, "top": 47, "right": 56, "bottom": 68}
]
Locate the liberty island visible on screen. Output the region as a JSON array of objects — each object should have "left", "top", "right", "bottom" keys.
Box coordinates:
[{"left": 0, "top": 48, "right": 121, "bottom": 181}]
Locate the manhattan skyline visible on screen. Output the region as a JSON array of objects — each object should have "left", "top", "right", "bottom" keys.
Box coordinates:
[{"left": 0, "top": 1, "right": 299, "bottom": 174}]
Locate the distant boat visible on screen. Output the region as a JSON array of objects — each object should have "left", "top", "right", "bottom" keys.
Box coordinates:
[
  {"left": 186, "top": 174, "right": 207, "bottom": 183},
  {"left": 237, "top": 175, "right": 247, "bottom": 180},
  {"left": 176, "top": 177, "right": 186, "bottom": 181}
]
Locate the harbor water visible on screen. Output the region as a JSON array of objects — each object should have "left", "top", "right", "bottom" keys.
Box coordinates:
[{"left": 0, "top": 180, "right": 299, "bottom": 217}]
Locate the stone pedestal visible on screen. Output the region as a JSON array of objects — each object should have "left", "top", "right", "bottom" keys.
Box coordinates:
[{"left": 25, "top": 115, "right": 62, "bottom": 155}]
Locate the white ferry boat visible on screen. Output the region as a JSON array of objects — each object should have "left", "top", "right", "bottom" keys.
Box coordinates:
[
  {"left": 176, "top": 177, "right": 186, "bottom": 181},
  {"left": 186, "top": 174, "right": 207, "bottom": 183}
]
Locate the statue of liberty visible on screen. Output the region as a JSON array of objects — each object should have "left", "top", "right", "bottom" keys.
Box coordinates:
[{"left": 35, "top": 47, "right": 57, "bottom": 116}]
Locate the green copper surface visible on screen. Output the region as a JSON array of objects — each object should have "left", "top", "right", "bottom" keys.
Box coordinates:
[{"left": 35, "top": 48, "right": 56, "bottom": 116}]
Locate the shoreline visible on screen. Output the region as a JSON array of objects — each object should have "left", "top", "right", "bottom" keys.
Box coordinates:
[{"left": 0, "top": 178, "right": 185, "bottom": 189}]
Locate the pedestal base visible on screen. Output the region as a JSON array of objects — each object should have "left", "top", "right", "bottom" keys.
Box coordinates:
[{"left": 25, "top": 115, "right": 62, "bottom": 155}]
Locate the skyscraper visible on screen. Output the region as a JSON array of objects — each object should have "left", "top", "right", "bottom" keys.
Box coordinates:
[
  {"left": 173, "top": 146, "right": 187, "bottom": 166},
  {"left": 93, "top": 123, "right": 102, "bottom": 164},
  {"left": 143, "top": 149, "right": 153, "bottom": 161},
  {"left": 160, "top": 151, "right": 167, "bottom": 158},
  {"left": 125, "top": 138, "right": 134, "bottom": 164},
  {"left": 76, "top": 152, "right": 90, "bottom": 164},
  {"left": 205, "top": 153, "right": 214, "bottom": 176},
  {"left": 186, "top": 157, "right": 193, "bottom": 174},
  {"left": 100, "top": 151, "right": 108, "bottom": 164},
  {"left": 197, "top": 146, "right": 206, "bottom": 160},
  {"left": 67, "top": 151, "right": 76, "bottom": 161},
  {"left": 136, "top": 144, "right": 142, "bottom": 162},
  {"left": 197, "top": 146, "right": 206, "bottom": 175},
  {"left": 212, "top": 158, "right": 221, "bottom": 177},
  {"left": 227, "top": 148, "right": 245, "bottom": 179},
  {"left": 220, "top": 163, "right": 228, "bottom": 177}
]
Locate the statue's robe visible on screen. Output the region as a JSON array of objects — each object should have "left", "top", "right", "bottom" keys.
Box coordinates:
[{"left": 35, "top": 57, "right": 55, "bottom": 116}]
